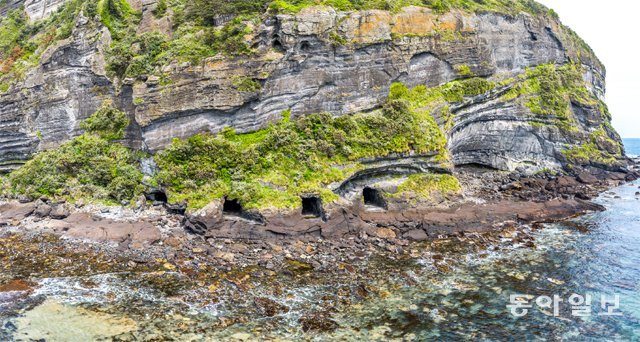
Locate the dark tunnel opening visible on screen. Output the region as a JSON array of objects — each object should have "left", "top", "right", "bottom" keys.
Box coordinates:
[
  {"left": 301, "top": 196, "right": 324, "bottom": 218},
  {"left": 363, "top": 187, "right": 387, "bottom": 210}
]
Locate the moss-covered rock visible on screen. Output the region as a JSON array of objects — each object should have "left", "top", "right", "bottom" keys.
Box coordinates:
[
  {"left": 391, "top": 173, "right": 461, "bottom": 204},
  {"left": 562, "top": 128, "right": 623, "bottom": 167}
]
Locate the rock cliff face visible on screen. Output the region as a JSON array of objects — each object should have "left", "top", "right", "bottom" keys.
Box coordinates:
[
  {"left": 0, "top": 0, "right": 636, "bottom": 240},
  {"left": 24, "top": 0, "right": 68, "bottom": 21},
  {"left": 0, "top": 11, "right": 113, "bottom": 171},
  {"left": 0, "top": 0, "right": 24, "bottom": 17},
  {"left": 1, "top": 0, "right": 66, "bottom": 21},
  {"left": 0, "top": 1, "right": 618, "bottom": 175},
  {"left": 135, "top": 5, "right": 602, "bottom": 161}
]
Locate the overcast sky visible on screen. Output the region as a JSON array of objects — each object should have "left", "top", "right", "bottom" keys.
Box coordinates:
[{"left": 536, "top": 0, "right": 639, "bottom": 138}]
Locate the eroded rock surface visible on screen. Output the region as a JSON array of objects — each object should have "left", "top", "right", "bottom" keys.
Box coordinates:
[
  {"left": 24, "top": 0, "right": 69, "bottom": 21},
  {"left": 0, "top": 2, "right": 634, "bottom": 242},
  {"left": 0, "top": 5, "right": 614, "bottom": 174}
]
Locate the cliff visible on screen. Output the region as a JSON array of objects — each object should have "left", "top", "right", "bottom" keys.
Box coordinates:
[{"left": 0, "top": 0, "right": 633, "bottom": 238}]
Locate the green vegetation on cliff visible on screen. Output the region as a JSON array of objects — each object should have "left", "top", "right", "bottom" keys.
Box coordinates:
[
  {"left": 562, "top": 127, "right": 622, "bottom": 167},
  {"left": 96, "top": 0, "right": 139, "bottom": 39},
  {"left": 155, "top": 99, "right": 449, "bottom": 210},
  {"left": 388, "top": 77, "right": 497, "bottom": 132},
  {"left": 519, "top": 64, "right": 593, "bottom": 116},
  {"left": 390, "top": 77, "right": 497, "bottom": 106},
  {"left": 388, "top": 63, "right": 618, "bottom": 159},
  {"left": 393, "top": 173, "right": 461, "bottom": 204},
  {"left": 2, "top": 102, "right": 144, "bottom": 203},
  {"left": 268, "top": 0, "right": 551, "bottom": 16},
  {"left": 500, "top": 63, "right": 598, "bottom": 132},
  {"left": 106, "top": 6, "right": 258, "bottom": 78}
]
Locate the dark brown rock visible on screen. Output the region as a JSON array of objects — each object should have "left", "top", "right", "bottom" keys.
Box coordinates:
[
  {"left": 184, "top": 200, "right": 223, "bottom": 235},
  {"left": 299, "top": 312, "right": 338, "bottom": 332},
  {"left": 608, "top": 172, "right": 627, "bottom": 181},
  {"left": 0, "top": 202, "right": 36, "bottom": 224},
  {"left": 575, "top": 192, "right": 592, "bottom": 200},
  {"left": 50, "top": 213, "right": 161, "bottom": 244},
  {"left": 33, "top": 202, "right": 52, "bottom": 218},
  {"left": 577, "top": 172, "right": 598, "bottom": 184},
  {"left": 404, "top": 229, "right": 428, "bottom": 241},
  {"left": 50, "top": 204, "right": 70, "bottom": 220},
  {"left": 254, "top": 297, "right": 289, "bottom": 317}
]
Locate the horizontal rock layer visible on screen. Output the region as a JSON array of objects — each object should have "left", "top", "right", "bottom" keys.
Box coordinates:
[{"left": 0, "top": 3, "right": 617, "bottom": 174}]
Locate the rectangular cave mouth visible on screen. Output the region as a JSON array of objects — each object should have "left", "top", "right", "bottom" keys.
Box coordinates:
[
  {"left": 363, "top": 187, "right": 387, "bottom": 210},
  {"left": 145, "top": 189, "right": 168, "bottom": 203},
  {"left": 223, "top": 198, "right": 243, "bottom": 216},
  {"left": 301, "top": 196, "right": 324, "bottom": 218}
]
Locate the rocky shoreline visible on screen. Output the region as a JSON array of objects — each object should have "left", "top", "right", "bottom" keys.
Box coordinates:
[
  {"left": 0, "top": 160, "right": 638, "bottom": 339},
  {"left": 0, "top": 159, "right": 637, "bottom": 272}
]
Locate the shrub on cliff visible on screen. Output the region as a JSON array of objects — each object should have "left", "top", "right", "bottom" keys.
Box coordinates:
[
  {"left": 3, "top": 103, "right": 144, "bottom": 203},
  {"left": 79, "top": 101, "right": 130, "bottom": 140},
  {"left": 98, "top": 0, "right": 140, "bottom": 40},
  {"left": 389, "top": 77, "right": 497, "bottom": 108},
  {"left": 182, "top": 0, "right": 270, "bottom": 24}
]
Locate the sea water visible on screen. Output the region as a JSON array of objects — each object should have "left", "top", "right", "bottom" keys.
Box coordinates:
[{"left": 623, "top": 138, "right": 640, "bottom": 157}]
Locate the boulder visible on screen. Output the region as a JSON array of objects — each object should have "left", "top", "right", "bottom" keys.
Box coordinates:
[
  {"left": 607, "top": 172, "right": 627, "bottom": 181},
  {"left": 576, "top": 172, "right": 598, "bottom": 184},
  {"left": 374, "top": 227, "right": 396, "bottom": 240},
  {"left": 33, "top": 201, "right": 52, "bottom": 218},
  {"left": 164, "top": 202, "right": 187, "bottom": 215},
  {"left": 17, "top": 196, "right": 32, "bottom": 204},
  {"left": 184, "top": 200, "right": 223, "bottom": 235},
  {"left": 0, "top": 203, "right": 36, "bottom": 224},
  {"left": 50, "top": 204, "right": 70, "bottom": 220},
  {"left": 404, "top": 229, "right": 428, "bottom": 241}
]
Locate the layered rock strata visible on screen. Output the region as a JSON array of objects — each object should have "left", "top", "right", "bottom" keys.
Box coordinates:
[
  {"left": 0, "top": 1, "right": 633, "bottom": 240},
  {"left": 1, "top": 4, "right": 612, "bottom": 172}
]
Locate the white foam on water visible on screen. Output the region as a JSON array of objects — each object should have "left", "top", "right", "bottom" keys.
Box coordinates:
[{"left": 33, "top": 273, "right": 168, "bottom": 306}]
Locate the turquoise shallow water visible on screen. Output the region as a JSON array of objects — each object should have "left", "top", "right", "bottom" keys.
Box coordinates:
[{"left": 624, "top": 138, "right": 640, "bottom": 157}]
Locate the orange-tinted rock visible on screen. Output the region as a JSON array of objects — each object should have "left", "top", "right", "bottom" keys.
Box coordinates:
[{"left": 0, "top": 279, "right": 36, "bottom": 292}]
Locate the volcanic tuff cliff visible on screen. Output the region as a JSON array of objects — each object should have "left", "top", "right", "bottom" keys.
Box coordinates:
[{"left": 0, "top": 0, "right": 627, "bottom": 214}]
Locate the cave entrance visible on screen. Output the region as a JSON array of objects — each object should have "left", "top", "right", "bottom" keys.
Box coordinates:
[
  {"left": 273, "top": 39, "right": 284, "bottom": 52},
  {"left": 145, "top": 189, "right": 168, "bottom": 203},
  {"left": 363, "top": 187, "right": 387, "bottom": 210},
  {"left": 223, "top": 198, "right": 243, "bottom": 216},
  {"left": 301, "top": 196, "right": 324, "bottom": 219}
]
